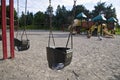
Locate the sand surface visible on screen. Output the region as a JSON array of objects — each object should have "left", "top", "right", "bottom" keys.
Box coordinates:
[{"left": 0, "top": 30, "right": 120, "bottom": 80}]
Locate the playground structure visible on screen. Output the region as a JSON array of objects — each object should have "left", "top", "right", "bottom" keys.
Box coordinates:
[
  {"left": 1, "top": 0, "right": 14, "bottom": 59},
  {"left": 68, "top": 19, "right": 94, "bottom": 34},
  {"left": 1, "top": 1, "right": 120, "bottom": 80},
  {"left": 88, "top": 23, "right": 115, "bottom": 38},
  {"left": 1, "top": 0, "right": 30, "bottom": 59},
  {"left": 14, "top": 0, "right": 30, "bottom": 51},
  {"left": 46, "top": 0, "right": 75, "bottom": 70},
  {"left": 103, "top": 24, "right": 115, "bottom": 38},
  {"left": 69, "top": 13, "right": 117, "bottom": 38},
  {"left": 1, "top": 0, "right": 117, "bottom": 59},
  {"left": 1, "top": 0, "right": 74, "bottom": 70}
]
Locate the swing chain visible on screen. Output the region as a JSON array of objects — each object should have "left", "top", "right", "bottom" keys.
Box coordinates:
[
  {"left": 73, "top": 0, "right": 77, "bottom": 19},
  {"left": 16, "top": 0, "right": 19, "bottom": 38},
  {"left": 48, "top": 0, "right": 55, "bottom": 47},
  {"left": 66, "top": 0, "right": 77, "bottom": 49},
  {"left": 48, "top": 0, "right": 76, "bottom": 49},
  {"left": 15, "top": 0, "right": 28, "bottom": 40},
  {"left": 21, "top": 0, "right": 28, "bottom": 40}
]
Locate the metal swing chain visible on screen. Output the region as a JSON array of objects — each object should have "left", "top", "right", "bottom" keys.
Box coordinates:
[
  {"left": 66, "top": 0, "right": 77, "bottom": 49},
  {"left": 16, "top": 0, "right": 19, "bottom": 38},
  {"left": 48, "top": 0, "right": 55, "bottom": 47},
  {"left": 21, "top": 0, "right": 28, "bottom": 40}
]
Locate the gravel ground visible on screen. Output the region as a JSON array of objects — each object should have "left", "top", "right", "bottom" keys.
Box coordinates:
[{"left": 0, "top": 30, "right": 120, "bottom": 80}]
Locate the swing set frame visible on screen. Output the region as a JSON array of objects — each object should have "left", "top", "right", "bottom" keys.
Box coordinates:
[
  {"left": 1, "top": 0, "right": 28, "bottom": 59},
  {"left": 1, "top": 0, "right": 14, "bottom": 59},
  {"left": 1, "top": 0, "right": 76, "bottom": 60}
]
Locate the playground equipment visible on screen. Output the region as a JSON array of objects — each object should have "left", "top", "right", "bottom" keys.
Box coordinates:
[
  {"left": 69, "top": 13, "right": 116, "bottom": 39},
  {"left": 69, "top": 19, "right": 94, "bottom": 34},
  {"left": 92, "top": 14, "right": 106, "bottom": 22},
  {"left": 46, "top": 0, "right": 75, "bottom": 70},
  {"left": 102, "top": 24, "right": 115, "bottom": 38},
  {"left": 95, "top": 16, "right": 116, "bottom": 38},
  {"left": 69, "top": 12, "right": 95, "bottom": 34},
  {"left": 88, "top": 23, "right": 115, "bottom": 38},
  {"left": 75, "top": 12, "right": 87, "bottom": 33},
  {"left": 14, "top": 0, "right": 30, "bottom": 51},
  {"left": 1, "top": 0, "right": 29, "bottom": 59},
  {"left": 76, "top": 12, "right": 87, "bottom": 19},
  {"left": 107, "top": 17, "right": 117, "bottom": 34},
  {"left": 14, "top": 38, "right": 30, "bottom": 51},
  {"left": 87, "top": 14, "right": 107, "bottom": 37},
  {"left": 87, "top": 23, "right": 97, "bottom": 36},
  {"left": 1, "top": 0, "right": 14, "bottom": 59}
]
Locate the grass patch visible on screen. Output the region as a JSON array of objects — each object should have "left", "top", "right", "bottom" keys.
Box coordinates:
[
  {"left": 115, "top": 28, "right": 120, "bottom": 35},
  {"left": 116, "top": 31, "right": 120, "bottom": 35}
]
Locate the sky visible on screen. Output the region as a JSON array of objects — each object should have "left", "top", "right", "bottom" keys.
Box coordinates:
[{"left": 5, "top": 0, "right": 120, "bottom": 24}]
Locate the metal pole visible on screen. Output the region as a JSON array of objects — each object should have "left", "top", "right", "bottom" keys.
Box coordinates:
[
  {"left": 9, "top": 0, "right": 15, "bottom": 58},
  {"left": 1, "top": 0, "right": 8, "bottom": 59}
]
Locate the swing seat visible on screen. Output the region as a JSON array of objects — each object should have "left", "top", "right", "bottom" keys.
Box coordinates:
[
  {"left": 46, "top": 47, "right": 73, "bottom": 70},
  {"left": 14, "top": 38, "right": 30, "bottom": 51}
]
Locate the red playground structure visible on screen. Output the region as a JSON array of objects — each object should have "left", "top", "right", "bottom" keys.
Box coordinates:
[{"left": 1, "top": 0, "right": 15, "bottom": 59}]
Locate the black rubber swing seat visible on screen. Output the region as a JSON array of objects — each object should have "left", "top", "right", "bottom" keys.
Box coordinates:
[
  {"left": 46, "top": 47, "right": 73, "bottom": 70},
  {"left": 14, "top": 38, "right": 30, "bottom": 51},
  {"left": 46, "top": 0, "right": 73, "bottom": 70}
]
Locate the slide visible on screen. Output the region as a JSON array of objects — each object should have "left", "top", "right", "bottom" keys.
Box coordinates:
[{"left": 103, "top": 28, "right": 114, "bottom": 38}]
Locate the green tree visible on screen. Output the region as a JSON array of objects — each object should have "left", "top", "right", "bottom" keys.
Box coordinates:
[
  {"left": 19, "top": 12, "right": 25, "bottom": 27},
  {"left": 33, "top": 11, "right": 46, "bottom": 29},
  {"left": 91, "top": 2, "right": 117, "bottom": 20},
  {"left": 44, "top": 5, "right": 54, "bottom": 29},
  {"left": 54, "top": 5, "right": 68, "bottom": 29},
  {"left": 55, "top": 5, "right": 62, "bottom": 28},
  {"left": 61, "top": 5, "right": 68, "bottom": 24},
  {"left": 75, "top": 5, "right": 90, "bottom": 18},
  {"left": 0, "top": 5, "right": 18, "bottom": 19},
  {"left": 26, "top": 11, "right": 33, "bottom": 25},
  {"left": 92, "top": 2, "right": 106, "bottom": 17},
  {"left": 0, "top": 5, "right": 18, "bottom": 28},
  {"left": 105, "top": 4, "right": 117, "bottom": 19}
]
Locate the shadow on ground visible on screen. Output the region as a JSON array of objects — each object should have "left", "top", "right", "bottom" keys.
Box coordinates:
[
  {"left": 109, "top": 74, "right": 120, "bottom": 80},
  {"left": 0, "top": 58, "right": 3, "bottom": 61}
]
